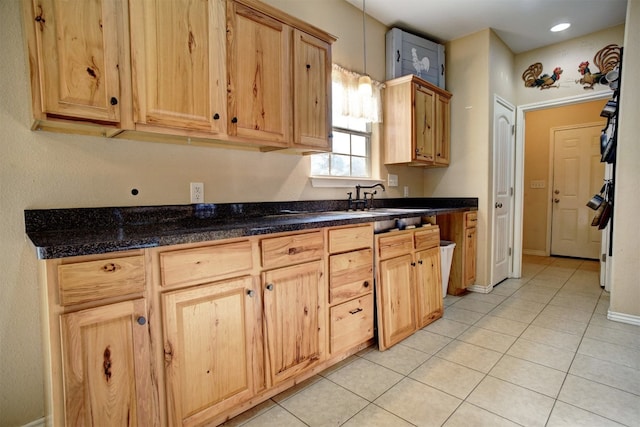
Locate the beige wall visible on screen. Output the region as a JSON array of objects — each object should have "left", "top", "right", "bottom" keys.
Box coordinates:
[
  {"left": 611, "top": 0, "right": 640, "bottom": 318},
  {"left": 0, "top": 1, "right": 423, "bottom": 424},
  {"left": 515, "top": 25, "right": 625, "bottom": 105},
  {"left": 523, "top": 101, "right": 607, "bottom": 254},
  {"left": 425, "top": 30, "right": 491, "bottom": 285}
]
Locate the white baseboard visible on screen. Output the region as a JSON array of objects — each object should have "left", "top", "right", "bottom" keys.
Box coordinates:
[
  {"left": 607, "top": 310, "right": 640, "bottom": 326},
  {"left": 466, "top": 284, "right": 493, "bottom": 294},
  {"left": 523, "top": 249, "right": 547, "bottom": 256},
  {"left": 22, "top": 418, "right": 45, "bottom": 427}
]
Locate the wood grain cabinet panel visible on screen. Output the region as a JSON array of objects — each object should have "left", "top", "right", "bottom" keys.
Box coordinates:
[
  {"left": 25, "top": 0, "right": 130, "bottom": 124},
  {"left": 329, "top": 293, "right": 374, "bottom": 354},
  {"left": 160, "top": 240, "right": 253, "bottom": 288},
  {"left": 60, "top": 299, "right": 156, "bottom": 426},
  {"left": 292, "top": 29, "right": 332, "bottom": 150},
  {"left": 129, "top": 0, "right": 227, "bottom": 134},
  {"left": 328, "top": 223, "right": 373, "bottom": 253},
  {"left": 58, "top": 255, "right": 145, "bottom": 305},
  {"left": 227, "top": 1, "right": 290, "bottom": 145},
  {"left": 438, "top": 211, "right": 478, "bottom": 295},
  {"left": 263, "top": 261, "right": 324, "bottom": 386},
  {"left": 384, "top": 74, "right": 452, "bottom": 167},
  {"left": 162, "top": 276, "right": 257, "bottom": 427},
  {"left": 415, "top": 247, "right": 443, "bottom": 328},
  {"left": 329, "top": 248, "right": 373, "bottom": 303},
  {"left": 261, "top": 231, "right": 323, "bottom": 269}
]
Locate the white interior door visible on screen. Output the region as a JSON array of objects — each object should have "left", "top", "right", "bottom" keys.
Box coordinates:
[
  {"left": 492, "top": 97, "right": 515, "bottom": 285},
  {"left": 551, "top": 124, "right": 605, "bottom": 259}
]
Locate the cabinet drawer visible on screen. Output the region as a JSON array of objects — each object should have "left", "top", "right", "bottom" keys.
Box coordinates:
[
  {"left": 330, "top": 293, "right": 374, "bottom": 354},
  {"left": 160, "top": 240, "right": 253, "bottom": 288},
  {"left": 328, "top": 224, "right": 373, "bottom": 253},
  {"left": 58, "top": 255, "right": 145, "bottom": 306},
  {"left": 377, "top": 232, "right": 413, "bottom": 259},
  {"left": 261, "top": 231, "right": 323, "bottom": 269},
  {"left": 415, "top": 225, "right": 440, "bottom": 250},
  {"left": 465, "top": 211, "right": 478, "bottom": 228},
  {"left": 329, "top": 249, "right": 373, "bottom": 303}
]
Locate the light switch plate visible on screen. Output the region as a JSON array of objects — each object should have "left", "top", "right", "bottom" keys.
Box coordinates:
[
  {"left": 388, "top": 174, "right": 398, "bottom": 187},
  {"left": 530, "top": 180, "right": 546, "bottom": 189}
]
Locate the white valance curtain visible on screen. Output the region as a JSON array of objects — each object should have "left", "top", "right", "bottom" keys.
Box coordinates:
[{"left": 332, "top": 64, "right": 384, "bottom": 123}]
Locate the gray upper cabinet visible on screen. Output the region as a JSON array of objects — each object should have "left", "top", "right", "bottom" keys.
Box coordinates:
[{"left": 386, "top": 27, "right": 445, "bottom": 89}]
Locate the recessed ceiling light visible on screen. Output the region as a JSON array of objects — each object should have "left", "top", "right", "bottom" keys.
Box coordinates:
[{"left": 550, "top": 23, "right": 571, "bottom": 32}]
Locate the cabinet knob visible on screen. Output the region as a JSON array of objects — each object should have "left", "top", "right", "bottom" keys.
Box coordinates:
[
  {"left": 110, "top": 97, "right": 118, "bottom": 106},
  {"left": 306, "top": 64, "right": 311, "bottom": 69},
  {"left": 231, "top": 117, "right": 238, "bottom": 124},
  {"left": 418, "top": 260, "right": 423, "bottom": 265},
  {"left": 213, "top": 113, "right": 220, "bottom": 120},
  {"left": 363, "top": 280, "right": 370, "bottom": 288},
  {"left": 247, "top": 289, "right": 255, "bottom": 297},
  {"left": 266, "top": 283, "right": 274, "bottom": 291},
  {"left": 411, "top": 262, "right": 416, "bottom": 267},
  {"left": 136, "top": 316, "right": 146, "bottom": 326}
]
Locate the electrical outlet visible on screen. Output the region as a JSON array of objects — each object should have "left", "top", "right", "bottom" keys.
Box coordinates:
[
  {"left": 190, "top": 182, "right": 204, "bottom": 203},
  {"left": 387, "top": 174, "right": 399, "bottom": 187}
]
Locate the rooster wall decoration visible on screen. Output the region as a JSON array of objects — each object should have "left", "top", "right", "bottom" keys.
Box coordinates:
[
  {"left": 411, "top": 48, "right": 430, "bottom": 78},
  {"left": 522, "top": 63, "right": 563, "bottom": 89},
  {"left": 576, "top": 44, "right": 621, "bottom": 89}
]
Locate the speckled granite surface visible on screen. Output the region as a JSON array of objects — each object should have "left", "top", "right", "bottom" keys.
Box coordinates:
[{"left": 25, "top": 198, "right": 477, "bottom": 259}]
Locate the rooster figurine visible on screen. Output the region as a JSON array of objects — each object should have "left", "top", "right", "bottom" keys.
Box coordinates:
[
  {"left": 522, "top": 63, "right": 563, "bottom": 89},
  {"left": 577, "top": 44, "right": 621, "bottom": 89}
]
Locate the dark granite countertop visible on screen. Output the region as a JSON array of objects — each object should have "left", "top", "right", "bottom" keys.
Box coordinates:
[{"left": 25, "top": 198, "right": 477, "bottom": 259}]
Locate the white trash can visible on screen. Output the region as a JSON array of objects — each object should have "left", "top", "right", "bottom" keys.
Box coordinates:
[{"left": 440, "top": 241, "right": 456, "bottom": 297}]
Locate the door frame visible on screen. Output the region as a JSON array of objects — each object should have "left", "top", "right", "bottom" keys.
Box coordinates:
[
  {"left": 548, "top": 122, "right": 605, "bottom": 257},
  {"left": 513, "top": 91, "right": 611, "bottom": 277}
]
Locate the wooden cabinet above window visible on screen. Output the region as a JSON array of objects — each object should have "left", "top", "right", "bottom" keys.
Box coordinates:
[{"left": 383, "top": 75, "right": 452, "bottom": 167}]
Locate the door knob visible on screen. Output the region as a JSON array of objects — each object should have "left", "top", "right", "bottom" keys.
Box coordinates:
[
  {"left": 495, "top": 202, "right": 503, "bottom": 208},
  {"left": 554, "top": 198, "right": 560, "bottom": 203},
  {"left": 554, "top": 190, "right": 560, "bottom": 194}
]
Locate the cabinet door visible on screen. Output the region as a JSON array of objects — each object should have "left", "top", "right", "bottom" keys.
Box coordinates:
[
  {"left": 414, "top": 84, "right": 435, "bottom": 162},
  {"left": 30, "top": 0, "right": 126, "bottom": 122},
  {"left": 376, "top": 254, "right": 416, "bottom": 350},
  {"left": 162, "top": 276, "right": 257, "bottom": 427},
  {"left": 263, "top": 261, "right": 323, "bottom": 385},
  {"left": 415, "top": 248, "right": 443, "bottom": 328},
  {"left": 227, "top": 1, "right": 289, "bottom": 145},
  {"left": 464, "top": 227, "right": 477, "bottom": 286},
  {"left": 60, "top": 299, "right": 157, "bottom": 426},
  {"left": 292, "top": 29, "right": 331, "bottom": 150},
  {"left": 129, "top": 0, "right": 226, "bottom": 134},
  {"left": 434, "top": 94, "right": 451, "bottom": 166}
]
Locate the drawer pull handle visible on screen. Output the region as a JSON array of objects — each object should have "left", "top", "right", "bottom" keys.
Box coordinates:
[
  {"left": 349, "top": 307, "right": 363, "bottom": 315},
  {"left": 137, "top": 316, "right": 146, "bottom": 326},
  {"left": 102, "top": 263, "right": 118, "bottom": 272},
  {"left": 363, "top": 281, "right": 370, "bottom": 288},
  {"left": 247, "top": 289, "right": 255, "bottom": 297},
  {"left": 288, "top": 247, "right": 301, "bottom": 255},
  {"left": 266, "top": 284, "right": 274, "bottom": 291}
]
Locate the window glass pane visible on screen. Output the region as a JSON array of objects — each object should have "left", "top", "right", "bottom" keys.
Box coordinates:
[
  {"left": 332, "top": 132, "right": 351, "bottom": 155},
  {"left": 351, "top": 157, "right": 368, "bottom": 177},
  {"left": 352, "top": 135, "right": 367, "bottom": 157},
  {"left": 310, "top": 153, "right": 330, "bottom": 175},
  {"left": 331, "top": 154, "right": 351, "bottom": 176}
]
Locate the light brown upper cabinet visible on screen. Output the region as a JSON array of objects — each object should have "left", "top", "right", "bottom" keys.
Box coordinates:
[
  {"left": 227, "top": 0, "right": 289, "bottom": 146},
  {"left": 23, "top": 0, "right": 334, "bottom": 151},
  {"left": 384, "top": 75, "right": 452, "bottom": 167},
  {"left": 292, "top": 30, "right": 332, "bottom": 150},
  {"left": 129, "top": 0, "right": 227, "bottom": 136},
  {"left": 23, "top": 0, "right": 133, "bottom": 134}
]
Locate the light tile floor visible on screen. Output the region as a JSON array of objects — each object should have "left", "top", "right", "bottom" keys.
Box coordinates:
[{"left": 222, "top": 256, "right": 640, "bottom": 427}]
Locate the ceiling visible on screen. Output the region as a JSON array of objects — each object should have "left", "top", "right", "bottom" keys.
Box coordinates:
[{"left": 346, "top": 0, "right": 627, "bottom": 54}]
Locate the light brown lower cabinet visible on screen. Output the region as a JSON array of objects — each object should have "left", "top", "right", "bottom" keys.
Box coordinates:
[
  {"left": 438, "top": 211, "right": 478, "bottom": 295},
  {"left": 375, "top": 225, "right": 443, "bottom": 351},
  {"left": 40, "top": 226, "right": 378, "bottom": 426},
  {"left": 162, "top": 276, "right": 258, "bottom": 427}
]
